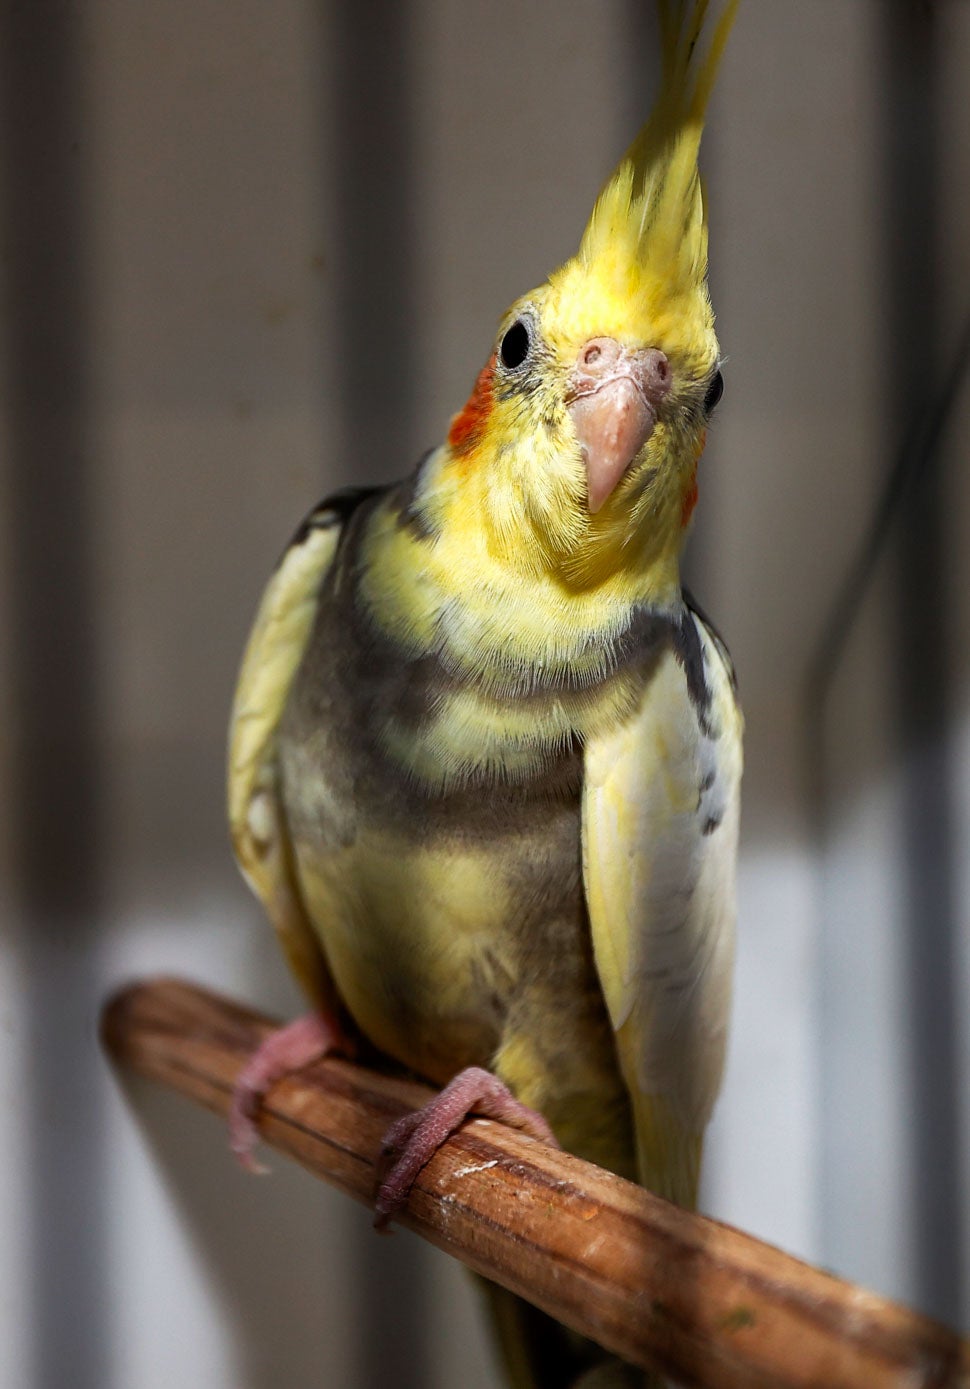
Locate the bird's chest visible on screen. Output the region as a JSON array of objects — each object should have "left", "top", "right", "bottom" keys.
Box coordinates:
[
  {"left": 287, "top": 759, "right": 590, "bottom": 1086},
  {"left": 279, "top": 562, "right": 643, "bottom": 1112}
]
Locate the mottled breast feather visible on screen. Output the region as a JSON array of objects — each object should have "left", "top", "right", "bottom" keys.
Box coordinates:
[
  {"left": 281, "top": 486, "right": 715, "bottom": 840},
  {"left": 274, "top": 486, "right": 739, "bottom": 1191}
]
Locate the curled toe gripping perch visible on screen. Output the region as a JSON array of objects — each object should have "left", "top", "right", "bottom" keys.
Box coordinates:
[
  {"left": 229, "top": 1010, "right": 355, "bottom": 1172},
  {"left": 373, "top": 1066, "right": 559, "bottom": 1230}
]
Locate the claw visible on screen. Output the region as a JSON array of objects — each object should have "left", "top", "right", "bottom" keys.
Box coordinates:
[
  {"left": 229, "top": 1010, "right": 355, "bottom": 1171},
  {"left": 373, "top": 1066, "right": 558, "bottom": 1230}
]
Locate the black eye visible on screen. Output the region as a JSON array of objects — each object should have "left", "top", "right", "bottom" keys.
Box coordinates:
[
  {"left": 703, "top": 369, "right": 724, "bottom": 416},
  {"left": 499, "top": 319, "right": 531, "bottom": 370}
]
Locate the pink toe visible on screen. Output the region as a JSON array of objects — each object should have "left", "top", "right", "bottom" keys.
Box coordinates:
[
  {"left": 228, "top": 1009, "right": 349, "bottom": 1172},
  {"left": 228, "top": 1098, "right": 269, "bottom": 1175},
  {"left": 373, "top": 1066, "right": 557, "bottom": 1228}
]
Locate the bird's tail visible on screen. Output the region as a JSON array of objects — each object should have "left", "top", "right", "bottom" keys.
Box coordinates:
[{"left": 479, "top": 1280, "right": 656, "bottom": 1389}]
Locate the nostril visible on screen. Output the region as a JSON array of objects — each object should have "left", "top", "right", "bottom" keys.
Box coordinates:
[
  {"left": 583, "top": 345, "right": 601, "bottom": 366},
  {"left": 643, "top": 350, "right": 671, "bottom": 395}
]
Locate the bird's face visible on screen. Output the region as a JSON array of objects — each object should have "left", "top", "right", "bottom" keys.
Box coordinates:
[
  {"left": 436, "top": 270, "right": 723, "bottom": 590},
  {"left": 427, "top": 7, "right": 736, "bottom": 595}
]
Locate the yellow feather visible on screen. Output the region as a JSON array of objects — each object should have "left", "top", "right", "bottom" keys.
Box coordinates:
[
  {"left": 423, "top": 2, "right": 739, "bottom": 609},
  {"left": 545, "top": 0, "right": 739, "bottom": 373},
  {"left": 227, "top": 521, "right": 342, "bottom": 1008}
]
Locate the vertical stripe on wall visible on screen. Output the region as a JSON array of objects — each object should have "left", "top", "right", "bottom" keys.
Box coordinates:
[
  {"left": 323, "top": 3, "right": 433, "bottom": 1385},
  {"left": 884, "top": 0, "right": 964, "bottom": 1327},
  {"left": 0, "top": 3, "right": 108, "bottom": 1386}
]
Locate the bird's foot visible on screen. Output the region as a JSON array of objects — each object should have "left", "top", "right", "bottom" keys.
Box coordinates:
[
  {"left": 229, "top": 1010, "right": 354, "bottom": 1173},
  {"left": 373, "top": 1065, "right": 558, "bottom": 1230}
]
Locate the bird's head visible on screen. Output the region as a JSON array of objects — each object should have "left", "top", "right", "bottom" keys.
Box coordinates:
[{"left": 423, "top": 1, "right": 737, "bottom": 599}]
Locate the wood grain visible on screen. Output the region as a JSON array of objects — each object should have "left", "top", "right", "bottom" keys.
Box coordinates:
[{"left": 101, "top": 977, "right": 969, "bottom": 1388}]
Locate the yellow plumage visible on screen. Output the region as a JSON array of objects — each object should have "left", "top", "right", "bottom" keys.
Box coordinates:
[
  {"left": 228, "top": 4, "right": 743, "bottom": 1385},
  {"left": 427, "top": 20, "right": 737, "bottom": 603},
  {"left": 551, "top": 0, "right": 736, "bottom": 367}
]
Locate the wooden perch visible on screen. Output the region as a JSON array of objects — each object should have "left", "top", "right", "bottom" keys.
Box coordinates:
[{"left": 101, "top": 977, "right": 969, "bottom": 1389}]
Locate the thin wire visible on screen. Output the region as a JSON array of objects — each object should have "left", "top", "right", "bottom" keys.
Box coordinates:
[{"left": 804, "top": 310, "right": 970, "bottom": 711}]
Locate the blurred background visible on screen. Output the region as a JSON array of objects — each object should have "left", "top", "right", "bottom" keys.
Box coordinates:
[{"left": 1, "top": 1, "right": 968, "bottom": 1385}]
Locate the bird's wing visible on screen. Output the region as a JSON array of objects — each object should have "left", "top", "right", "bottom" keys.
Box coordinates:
[
  {"left": 227, "top": 490, "right": 378, "bottom": 1008},
  {"left": 581, "top": 599, "right": 743, "bottom": 1207}
]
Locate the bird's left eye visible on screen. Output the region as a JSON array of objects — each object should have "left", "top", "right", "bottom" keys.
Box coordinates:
[
  {"left": 499, "top": 319, "right": 532, "bottom": 370},
  {"left": 703, "top": 369, "right": 724, "bottom": 416}
]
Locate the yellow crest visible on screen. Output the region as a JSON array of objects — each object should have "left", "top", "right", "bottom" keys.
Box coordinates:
[{"left": 547, "top": 0, "right": 739, "bottom": 375}]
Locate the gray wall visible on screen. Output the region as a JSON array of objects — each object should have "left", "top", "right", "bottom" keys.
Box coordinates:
[{"left": 1, "top": 3, "right": 967, "bottom": 1386}]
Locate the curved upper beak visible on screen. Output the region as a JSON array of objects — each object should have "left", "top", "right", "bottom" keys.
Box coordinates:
[{"left": 566, "top": 339, "right": 671, "bottom": 512}]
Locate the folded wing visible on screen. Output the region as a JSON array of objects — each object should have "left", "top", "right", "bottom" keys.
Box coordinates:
[{"left": 582, "top": 601, "right": 743, "bottom": 1207}]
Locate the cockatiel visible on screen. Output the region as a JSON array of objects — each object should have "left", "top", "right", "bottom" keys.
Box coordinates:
[{"left": 228, "top": 2, "right": 742, "bottom": 1385}]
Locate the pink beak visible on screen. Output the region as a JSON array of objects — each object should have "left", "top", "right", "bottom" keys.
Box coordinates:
[{"left": 567, "top": 339, "right": 671, "bottom": 513}]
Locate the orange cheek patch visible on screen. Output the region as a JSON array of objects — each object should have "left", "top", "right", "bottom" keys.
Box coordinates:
[
  {"left": 680, "top": 429, "right": 706, "bottom": 528},
  {"left": 448, "top": 353, "right": 496, "bottom": 456}
]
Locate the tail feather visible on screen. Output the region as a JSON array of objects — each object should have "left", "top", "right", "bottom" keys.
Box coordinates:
[{"left": 477, "top": 1280, "right": 646, "bottom": 1389}]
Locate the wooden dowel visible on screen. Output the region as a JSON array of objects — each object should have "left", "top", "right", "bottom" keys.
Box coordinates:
[{"left": 101, "top": 977, "right": 969, "bottom": 1388}]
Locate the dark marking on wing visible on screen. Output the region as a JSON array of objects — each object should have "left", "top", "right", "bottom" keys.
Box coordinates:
[
  {"left": 671, "top": 603, "right": 712, "bottom": 720},
  {"left": 702, "top": 813, "right": 722, "bottom": 836},
  {"left": 683, "top": 586, "right": 739, "bottom": 695},
  {"left": 281, "top": 485, "right": 387, "bottom": 564}
]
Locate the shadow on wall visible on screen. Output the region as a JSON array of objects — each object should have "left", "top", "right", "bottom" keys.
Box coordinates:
[
  {"left": 319, "top": 4, "right": 435, "bottom": 1384},
  {"left": 110, "top": 1068, "right": 367, "bottom": 1388},
  {"left": 808, "top": 0, "right": 968, "bottom": 1329},
  {"left": 2, "top": 7, "right": 108, "bottom": 1389}
]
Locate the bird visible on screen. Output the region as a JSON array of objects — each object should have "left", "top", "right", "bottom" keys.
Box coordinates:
[{"left": 227, "top": 2, "right": 742, "bottom": 1384}]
